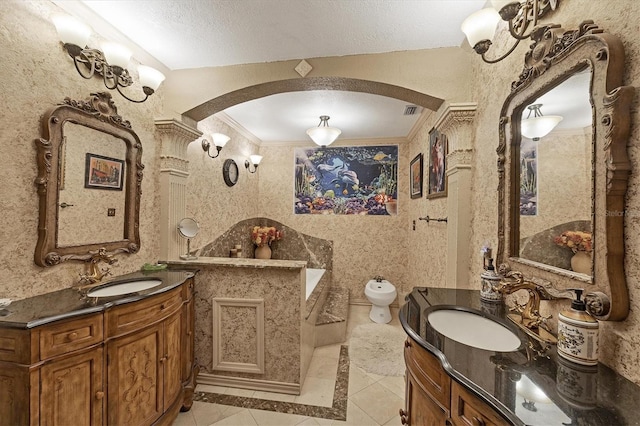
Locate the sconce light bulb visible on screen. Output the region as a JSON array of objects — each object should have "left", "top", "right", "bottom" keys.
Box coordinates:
[
  {"left": 461, "top": 8, "right": 501, "bottom": 48},
  {"left": 52, "top": 14, "right": 91, "bottom": 49},
  {"left": 212, "top": 133, "right": 230, "bottom": 148},
  {"left": 249, "top": 155, "right": 263, "bottom": 166},
  {"left": 138, "top": 65, "right": 165, "bottom": 91},
  {"left": 100, "top": 41, "right": 132, "bottom": 69}
]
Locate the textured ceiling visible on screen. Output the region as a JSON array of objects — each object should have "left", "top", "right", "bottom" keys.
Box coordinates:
[{"left": 77, "top": 0, "right": 487, "bottom": 70}]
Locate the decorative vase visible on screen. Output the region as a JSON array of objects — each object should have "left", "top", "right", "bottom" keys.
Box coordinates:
[
  {"left": 571, "top": 251, "right": 591, "bottom": 274},
  {"left": 255, "top": 245, "right": 272, "bottom": 259}
]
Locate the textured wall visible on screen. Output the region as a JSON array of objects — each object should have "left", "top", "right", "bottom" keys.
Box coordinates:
[
  {"left": 467, "top": 0, "right": 640, "bottom": 384},
  {"left": 184, "top": 114, "right": 260, "bottom": 251},
  {"left": 0, "top": 1, "right": 163, "bottom": 300}
]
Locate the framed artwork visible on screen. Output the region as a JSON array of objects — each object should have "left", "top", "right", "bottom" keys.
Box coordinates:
[
  {"left": 294, "top": 145, "right": 398, "bottom": 215},
  {"left": 84, "top": 153, "right": 124, "bottom": 190},
  {"left": 427, "top": 127, "right": 448, "bottom": 199},
  {"left": 410, "top": 153, "right": 423, "bottom": 199}
]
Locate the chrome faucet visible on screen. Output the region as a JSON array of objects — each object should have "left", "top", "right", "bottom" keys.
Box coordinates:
[{"left": 77, "top": 248, "right": 118, "bottom": 290}]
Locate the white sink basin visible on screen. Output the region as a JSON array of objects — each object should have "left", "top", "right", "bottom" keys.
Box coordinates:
[
  {"left": 87, "top": 279, "right": 163, "bottom": 297},
  {"left": 427, "top": 308, "right": 521, "bottom": 352}
]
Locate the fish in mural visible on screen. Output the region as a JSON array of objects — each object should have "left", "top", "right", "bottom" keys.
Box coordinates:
[{"left": 316, "top": 163, "right": 341, "bottom": 177}]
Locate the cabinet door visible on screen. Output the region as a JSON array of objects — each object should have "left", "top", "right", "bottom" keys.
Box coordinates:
[
  {"left": 107, "top": 324, "right": 163, "bottom": 426},
  {"left": 40, "top": 348, "right": 104, "bottom": 426},
  {"left": 406, "top": 371, "right": 449, "bottom": 426},
  {"left": 163, "top": 311, "right": 182, "bottom": 409},
  {"left": 182, "top": 294, "right": 195, "bottom": 382}
]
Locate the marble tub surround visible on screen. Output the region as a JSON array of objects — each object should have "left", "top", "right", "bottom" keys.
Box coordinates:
[
  {"left": 0, "top": 270, "right": 194, "bottom": 328},
  {"left": 166, "top": 259, "right": 328, "bottom": 395},
  {"left": 402, "top": 287, "right": 640, "bottom": 425},
  {"left": 198, "top": 217, "right": 333, "bottom": 271}
]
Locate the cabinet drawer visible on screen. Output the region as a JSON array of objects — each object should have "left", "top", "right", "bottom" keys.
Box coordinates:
[
  {"left": 0, "top": 327, "right": 33, "bottom": 363},
  {"left": 404, "top": 337, "right": 451, "bottom": 409},
  {"left": 40, "top": 314, "right": 104, "bottom": 360},
  {"left": 106, "top": 287, "right": 183, "bottom": 337},
  {"left": 451, "top": 381, "right": 509, "bottom": 426}
]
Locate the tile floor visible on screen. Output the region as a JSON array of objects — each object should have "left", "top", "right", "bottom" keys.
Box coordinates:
[{"left": 173, "top": 305, "right": 405, "bottom": 426}]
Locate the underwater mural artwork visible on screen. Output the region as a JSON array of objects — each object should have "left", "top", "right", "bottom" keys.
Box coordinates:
[{"left": 294, "top": 145, "right": 398, "bottom": 215}]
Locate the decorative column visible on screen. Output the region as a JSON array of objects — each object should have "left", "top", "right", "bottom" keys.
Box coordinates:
[
  {"left": 434, "top": 103, "right": 476, "bottom": 289},
  {"left": 155, "top": 119, "right": 202, "bottom": 260}
]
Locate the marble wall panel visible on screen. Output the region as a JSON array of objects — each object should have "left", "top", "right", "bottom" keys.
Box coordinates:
[{"left": 194, "top": 267, "right": 302, "bottom": 384}]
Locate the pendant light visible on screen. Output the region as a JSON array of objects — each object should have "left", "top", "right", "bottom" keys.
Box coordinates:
[
  {"left": 521, "top": 104, "right": 563, "bottom": 141},
  {"left": 306, "top": 115, "right": 341, "bottom": 147}
]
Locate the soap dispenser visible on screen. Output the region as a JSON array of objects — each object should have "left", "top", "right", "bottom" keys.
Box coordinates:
[{"left": 557, "top": 289, "right": 599, "bottom": 366}]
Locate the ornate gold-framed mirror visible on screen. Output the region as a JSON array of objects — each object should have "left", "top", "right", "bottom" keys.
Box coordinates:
[
  {"left": 34, "top": 92, "right": 143, "bottom": 267},
  {"left": 497, "top": 22, "right": 634, "bottom": 321}
]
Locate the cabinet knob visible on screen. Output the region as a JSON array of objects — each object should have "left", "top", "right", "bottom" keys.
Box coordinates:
[
  {"left": 160, "top": 304, "right": 166, "bottom": 310},
  {"left": 67, "top": 332, "right": 78, "bottom": 341},
  {"left": 404, "top": 340, "right": 411, "bottom": 348},
  {"left": 95, "top": 391, "right": 104, "bottom": 400}
]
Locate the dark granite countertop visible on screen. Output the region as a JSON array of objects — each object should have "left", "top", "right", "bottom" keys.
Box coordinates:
[
  {"left": 400, "top": 287, "right": 640, "bottom": 426},
  {"left": 0, "top": 270, "right": 194, "bottom": 329}
]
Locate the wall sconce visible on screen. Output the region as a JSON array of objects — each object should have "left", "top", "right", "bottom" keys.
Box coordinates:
[
  {"left": 306, "top": 115, "right": 341, "bottom": 147},
  {"left": 521, "top": 104, "right": 563, "bottom": 141},
  {"left": 52, "top": 14, "right": 165, "bottom": 103},
  {"left": 201, "top": 133, "right": 230, "bottom": 159},
  {"left": 461, "top": 0, "right": 560, "bottom": 64},
  {"left": 245, "top": 155, "right": 263, "bottom": 173}
]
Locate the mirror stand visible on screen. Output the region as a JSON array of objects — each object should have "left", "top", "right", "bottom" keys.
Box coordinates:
[{"left": 178, "top": 218, "right": 200, "bottom": 260}]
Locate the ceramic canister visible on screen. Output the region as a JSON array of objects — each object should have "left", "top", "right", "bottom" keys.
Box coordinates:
[{"left": 557, "top": 290, "right": 599, "bottom": 366}]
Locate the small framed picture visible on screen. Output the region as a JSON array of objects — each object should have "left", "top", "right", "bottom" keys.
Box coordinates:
[
  {"left": 410, "top": 153, "right": 423, "bottom": 199},
  {"left": 84, "top": 153, "right": 124, "bottom": 190},
  {"left": 427, "top": 128, "right": 447, "bottom": 199}
]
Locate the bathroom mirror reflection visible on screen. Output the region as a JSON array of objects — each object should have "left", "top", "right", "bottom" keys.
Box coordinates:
[
  {"left": 35, "top": 92, "right": 143, "bottom": 267},
  {"left": 497, "top": 22, "right": 634, "bottom": 320},
  {"left": 516, "top": 70, "right": 594, "bottom": 275},
  {"left": 57, "top": 122, "right": 127, "bottom": 247}
]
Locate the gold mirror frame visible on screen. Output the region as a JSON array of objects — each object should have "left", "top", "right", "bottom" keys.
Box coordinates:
[
  {"left": 34, "top": 92, "right": 143, "bottom": 267},
  {"left": 497, "top": 22, "right": 634, "bottom": 321}
]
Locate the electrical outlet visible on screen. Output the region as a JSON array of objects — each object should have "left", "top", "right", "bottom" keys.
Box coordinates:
[
  {"left": 412, "top": 220, "right": 416, "bottom": 231},
  {"left": 107, "top": 208, "right": 116, "bottom": 216}
]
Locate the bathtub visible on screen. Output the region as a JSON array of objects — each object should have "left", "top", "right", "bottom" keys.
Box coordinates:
[{"left": 306, "top": 268, "right": 326, "bottom": 301}]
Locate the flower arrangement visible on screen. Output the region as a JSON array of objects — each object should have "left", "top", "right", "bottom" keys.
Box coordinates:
[
  {"left": 554, "top": 231, "right": 593, "bottom": 253},
  {"left": 251, "top": 226, "right": 283, "bottom": 247}
]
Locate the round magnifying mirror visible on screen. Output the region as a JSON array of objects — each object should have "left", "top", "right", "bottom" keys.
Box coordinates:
[
  {"left": 178, "top": 218, "right": 199, "bottom": 238},
  {"left": 177, "top": 218, "right": 199, "bottom": 260}
]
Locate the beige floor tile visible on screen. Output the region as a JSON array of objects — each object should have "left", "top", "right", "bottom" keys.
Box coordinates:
[
  {"left": 377, "top": 375, "right": 406, "bottom": 399},
  {"left": 299, "top": 417, "right": 333, "bottom": 426},
  {"left": 347, "top": 365, "right": 377, "bottom": 396},
  {"left": 211, "top": 409, "right": 257, "bottom": 425},
  {"left": 349, "top": 382, "right": 404, "bottom": 425},
  {"left": 173, "top": 410, "right": 196, "bottom": 426},
  {"left": 248, "top": 408, "right": 310, "bottom": 425},
  {"left": 190, "top": 401, "right": 238, "bottom": 426},
  {"left": 294, "top": 377, "right": 336, "bottom": 407},
  {"left": 225, "top": 387, "right": 256, "bottom": 397},
  {"left": 252, "top": 390, "right": 297, "bottom": 402},
  {"left": 312, "top": 343, "right": 342, "bottom": 359},
  {"left": 306, "top": 356, "right": 339, "bottom": 380},
  {"left": 382, "top": 414, "right": 404, "bottom": 425},
  {"left": 331, "top": 400, "right": 379, "bottom": 425},
  {"left": 197, "top": 384, "right": 229, "bottom": 394},
  {"left": 295, "top": 418, "right": 323, "bottom": 426}
]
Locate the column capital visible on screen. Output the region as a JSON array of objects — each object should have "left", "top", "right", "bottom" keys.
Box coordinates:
[
  {"left": 434, "top": 103, "right": 477, "bottom": 151},
  {"left": 155, "top": 119, "right": 202, "bottom": 174}
]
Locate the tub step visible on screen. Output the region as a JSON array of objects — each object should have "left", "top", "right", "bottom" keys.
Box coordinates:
[{"left": 315, "top": 286, "right": 349, "bottom": 347}]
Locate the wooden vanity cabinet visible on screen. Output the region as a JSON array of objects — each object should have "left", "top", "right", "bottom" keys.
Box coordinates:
[
  {"left": 0, "top": 277, "right": 196, "bottom": 426},
  {"left": 401, "top": 336, "right": 510, "bottom": 426}
]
